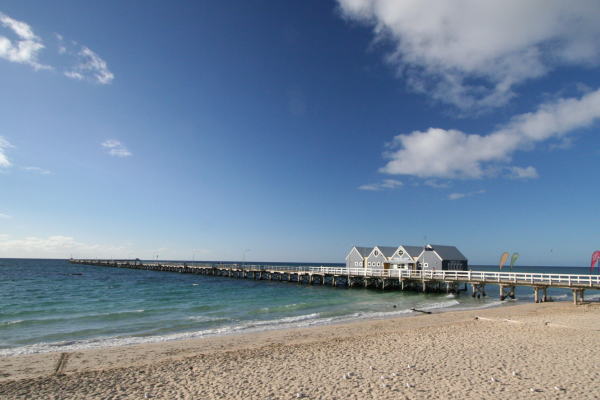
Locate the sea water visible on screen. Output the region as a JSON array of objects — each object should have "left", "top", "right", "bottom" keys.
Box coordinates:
[{"left": 1, "top": 258, "right": 598, "bottom": 356}]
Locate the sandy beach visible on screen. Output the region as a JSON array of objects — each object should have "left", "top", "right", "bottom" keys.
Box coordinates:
[{"left": 1, "top": 302, "right": 599, "bottom": 399}]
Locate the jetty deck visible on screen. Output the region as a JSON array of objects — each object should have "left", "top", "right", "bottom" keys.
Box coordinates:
[{"left": 69, "top": 259, "right": 600, "bottom": 304}]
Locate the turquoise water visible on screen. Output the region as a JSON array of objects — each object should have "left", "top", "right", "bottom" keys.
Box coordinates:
[{"left": 1, "top": 259, "right": 598, "bottom": 356}]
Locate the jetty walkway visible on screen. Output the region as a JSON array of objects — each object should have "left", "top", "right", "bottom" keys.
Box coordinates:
[{"left": 69, "top": 259, "right": 600, "bottom": 304}]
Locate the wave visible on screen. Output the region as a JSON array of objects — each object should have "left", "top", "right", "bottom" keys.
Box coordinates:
[
  {"left": 0, "top": 309, "right": 148, "bottom": 329},
  {"left": 443, "top": 300, "right": 513, "bottom": 313},
  {"left": 418, "top": 299, "right": 460, "bottom": 311},
  {"left": 0, "top": 320, "right": 24, "bottom": 326},
  {"left": 186, "top": 315, "right": 230, "bottom": 323},
  {"left": 584, "top": 293, "right": 600, "bottom": 301},
  {"left": 255, "top": 303, "right": 313, "bottom": 314}
]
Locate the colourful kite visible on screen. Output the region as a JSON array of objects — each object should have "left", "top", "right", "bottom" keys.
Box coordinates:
[
  {"left": 509, "top": 252, "right": 519, "bottom": 271},
  {"left": 590, "top": 251, "right": 600, "bottom": 274},
  {"left": 499, "top": 252, "right": 509, "bottom": 270}
]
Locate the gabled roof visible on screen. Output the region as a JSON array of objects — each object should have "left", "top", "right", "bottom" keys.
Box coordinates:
[
  {"left": 353, "top": 246, "right": 373, "bottom": 257},
  {"left": 402, "top": 246, "right": 424, "bottom": 258},
  {"left": 429, "top": 244, "right": 467, "bottom": 261},
  {"left": 377, "top": 246, "right": 398, "bottom": 258}
]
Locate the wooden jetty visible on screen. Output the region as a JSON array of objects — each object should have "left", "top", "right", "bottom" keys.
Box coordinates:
[{"left": 69, "top": 259, "right": 600, "bottom": 304}]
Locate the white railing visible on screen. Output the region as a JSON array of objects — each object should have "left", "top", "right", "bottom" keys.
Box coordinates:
[{"left": 306, "top": 267, "right": 600, "bottom": 288}]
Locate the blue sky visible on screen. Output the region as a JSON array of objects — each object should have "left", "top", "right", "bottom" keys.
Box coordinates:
[{"left": 1, "top": 0, "right": 599, "bottom": 265}]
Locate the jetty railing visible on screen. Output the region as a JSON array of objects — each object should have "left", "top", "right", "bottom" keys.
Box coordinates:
[{"left": 307, "top": 267, "right": 600, "bottom": 287}]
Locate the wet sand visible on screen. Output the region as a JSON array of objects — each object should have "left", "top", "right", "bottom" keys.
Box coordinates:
[{"left": 1, "top": 302, "right": 599, "bottom": 399}]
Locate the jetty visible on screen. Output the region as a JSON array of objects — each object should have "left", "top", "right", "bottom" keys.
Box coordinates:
[{"left": 69, "top": 259, "right": 600, "bottom": 304}]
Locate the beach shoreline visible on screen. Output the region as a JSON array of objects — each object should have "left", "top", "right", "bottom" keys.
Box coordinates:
[{"left": 1, "top": 301, "right": 599, "bottom": 399}]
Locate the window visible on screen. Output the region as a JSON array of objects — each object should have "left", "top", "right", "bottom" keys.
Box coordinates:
[
  {"left": 374, "top": 250, "right": 379, "bottom": 256},
  {"left": 354, "top": 262, "right": 359, "bottom": 267},
  {"left": 398, "top": 250, "right": 404, "bottom": 256},
  {"left": 377, "top": 262, "right": 381, "bottom": 267},
  {"left": 424, "top": 263, "right": 429, "bottom": 268},
  {"left": 368, "top": 262, "right": 371, "bottom": 267}
]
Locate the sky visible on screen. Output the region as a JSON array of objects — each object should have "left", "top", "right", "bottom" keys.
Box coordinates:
[{"left": 0, "top": 0, "right": 599, "bottom": 265}]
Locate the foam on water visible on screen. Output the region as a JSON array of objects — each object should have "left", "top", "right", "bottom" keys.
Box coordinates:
[
  {"left": 1, "top": 320, "right": 24, "bottom": 326},
  {"left": 418, "top": 299, "right": 460, "bottom": 311}
]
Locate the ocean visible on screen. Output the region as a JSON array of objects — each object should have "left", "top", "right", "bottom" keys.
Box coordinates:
[{"left": 1, "top": 258, "right": 598, "bottom": 356}]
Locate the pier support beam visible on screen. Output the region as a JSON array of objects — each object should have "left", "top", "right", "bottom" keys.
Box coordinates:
[
  {"left": 572, "top": 289, "right": 585, "bottom": 305},
  {"left": 533, "top": 287, "right": 548, "bottom": 303},
  {"left": 471, "top": 283, "right": 486, "bottom": 299},
  {"left": 543, "top": 287, "right": 547, "bottom": 302},
  {"left": 499, "top": 285, "right": 515, "bottom": 301}
]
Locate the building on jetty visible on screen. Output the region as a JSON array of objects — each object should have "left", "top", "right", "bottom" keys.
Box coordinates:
[{"left": 346, "top": 244, "right": 468, "bottom": 271}]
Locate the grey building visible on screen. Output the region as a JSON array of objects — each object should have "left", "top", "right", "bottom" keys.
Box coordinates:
[
  {"left": 366, "top": 246, "right": 394, "bottom": 268},
  {"left": 345, "top": 246, "right": 372, "bottom": 269},
  {"left": 345, "top": 244, "right": 468, "bottom": 271},
  {"left": 417, "top": 244, "right": 468, "bottom": 271}
]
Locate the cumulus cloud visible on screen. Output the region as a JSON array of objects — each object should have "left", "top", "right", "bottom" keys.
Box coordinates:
[
  {"left": 101, "top": 139, "right": 132, "bottom": 157},
  {"left": 358, "top": 178, "right": 402, "bottom": 191},
  {"left": 0, "top": 136, "right": 13, "bottom": 168},
  {"left": 0, "top": 12, "right": 50, "bottom": 70},
  {"left": 0, "top": 213, "right": 11, "bottom": 219},
  {"left": 380, "top": 89, "right": 600, "bottom": 179},
  {"left": 337, "top": 0, "right": 600, "bottom": 111},
  {"left": 64, "top": 46, "right": 114, "bottom": 85},
  {"left": 0, "top": 234, "right": 127, "bottom": 258},
  {"left": 448, "top": 189, "right": 485, "bottom": 200}
]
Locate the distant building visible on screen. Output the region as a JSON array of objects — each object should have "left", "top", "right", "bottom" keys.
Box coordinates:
[
  {"left": 345, "top": 246, "right": 372, "bottom": 269},
  {"left": 417, "top": 244, "right": 468, "bottom": 271},
  {"left": 346, "top": 244, "right": 468, "bottom": 271}
]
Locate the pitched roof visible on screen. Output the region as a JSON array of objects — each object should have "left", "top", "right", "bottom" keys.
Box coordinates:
[
  {"left": 377, "top": 246, "right": 398, "bottom": 258},
  {"left": 353, "top": 246, "right": 373, "bottom": 257},
  {"left": 429, "top": 244, "right": 467, "bottom": 261},
  {"left": 402, "top": 246, "right": 424, "bottom": 258}
]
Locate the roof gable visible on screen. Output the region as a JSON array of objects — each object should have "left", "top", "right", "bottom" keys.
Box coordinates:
[
  {"left": 402, "top": 245, "right": 424, "bottom": 258},
  {"left": 377, "top": 246, "right": 398, "bottom": 258},
  {"left": 430, "top": 244, "right": 467, "bottom": 261},
  {"left": 354, "top": 246, "right": 373, "bottom": 257},
  {"left": 367, "top": 246, "right": 387, "bottom": 258}
]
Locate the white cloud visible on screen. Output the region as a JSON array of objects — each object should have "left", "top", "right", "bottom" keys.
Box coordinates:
[
  {"left": 508, "top": 166, "right": 538, "bottom": 180},
  {"left": 448, "top": 189, "right": 485, "bottom": 200},
  {"left": 101, "top": 139, "right": 132, "bottom": 157},
  {"left": 64, "top": 46, "right": 114, "bottom": 85},
  {"left": 423, "top": 179, "right": 449, "bottom": 189},
  {"left": 358, "top": 178, "right": 402, "bottom": 191},
  {"left": 0, "top": 12, "right": 50, "bottom": 70},
  {"left": 0, "top": 136, "right": 13, "bottom": 168},
  {"left": 22, "top": 166, "right": 51, "bottom": 175},
  {"left": 0, "top": 12, "right": 113, "bottom": 84},
  {"left": 0, "top": 234, "right": 127, "bottom": 258},
  {"left": 0, "top": 213, "right": 11, "bottom": 219},
  {"left": 337, "top": 0, "right": 600, "bottom": 111},
  {"left": 380, "top": 89, "right": 600, "bottom": 179}
]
